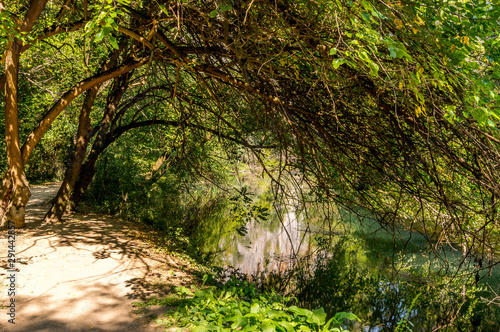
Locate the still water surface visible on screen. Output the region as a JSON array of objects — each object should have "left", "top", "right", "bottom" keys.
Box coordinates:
[{"left": 214, "top": 205, "right": 500, "bottom": 331}]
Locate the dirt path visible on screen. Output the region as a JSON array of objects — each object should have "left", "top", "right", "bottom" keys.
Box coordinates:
[{"left": 0, "top": 184, "right": 197, "bottom": 332}]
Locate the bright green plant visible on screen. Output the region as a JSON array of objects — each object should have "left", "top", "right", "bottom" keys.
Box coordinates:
[{"left": 161, "top": 275, "right": 359, "bottom": 332}]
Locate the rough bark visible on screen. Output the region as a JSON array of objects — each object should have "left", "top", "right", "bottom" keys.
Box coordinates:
[
  {"left": 70, "top": 159, "right": 98, "bottom": 208},
  {"left": 2, "top": 38, "right": 31, "bottom": 228},
  {"left": 0, "top": 172, "right": 13, "bottom": 224},
  {"left": 1, "top": 0, "right": 58, "bottom": 227}
]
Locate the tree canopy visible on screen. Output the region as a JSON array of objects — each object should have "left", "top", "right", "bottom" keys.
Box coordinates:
[{"left": 1, "top": 0, "right": 500, "bottom": 277}]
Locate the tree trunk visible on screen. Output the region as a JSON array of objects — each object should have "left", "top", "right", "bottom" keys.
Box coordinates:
[
  {"left": 43, "top": 87, "right": 98, "bottom": 222},
  {"left": 0, "top": 172, "right": 13, "bottom": 223},
  {"left": 44, "top": 47, "right": 125, "bottom": 223},
  {"left": 2, "top": 39, "right": 30, "bottom": 228},
  {"left": 0, "top": 0, "right": 48, "bottom": 227},
  {"left": 69, "top": 73, "right": 131, "bottom": 208},
  {"left": 71, "top": 159, "right": 99, "bottom": 208},
  {"left": 54, "top": 71, "right": 130, "bottom": 214},
  {"left": 70, "top": 128, "right": 123, "bottom": 207}
]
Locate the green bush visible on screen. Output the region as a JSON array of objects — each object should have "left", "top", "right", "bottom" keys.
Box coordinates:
[{"left": 162, "top": 275, "right": 359, "bottom": 332}]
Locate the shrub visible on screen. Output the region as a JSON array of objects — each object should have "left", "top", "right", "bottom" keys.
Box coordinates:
[{"left": 160, "top": 275, "right": 359, "bottom": 331}]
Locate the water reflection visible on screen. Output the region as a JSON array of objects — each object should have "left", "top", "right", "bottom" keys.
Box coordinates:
[
  {"left": 219, "top": 204, "right": 311, "bottom": 276},
  {"left": 213, "top": 202, "right": 500, "bottom": 331}
]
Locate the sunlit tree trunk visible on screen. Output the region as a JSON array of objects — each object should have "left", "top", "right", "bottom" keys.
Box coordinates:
[
  {"left": 0, "top": 172, "right": 13, "bottom": 222},
  {"left": 0, "top": 0, "right": 49, "bottom": 227},
  {"left": 2, "top": 38, "right": 31, "bottom": 228}
]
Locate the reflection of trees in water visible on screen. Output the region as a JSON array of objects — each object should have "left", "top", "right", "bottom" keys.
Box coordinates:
[
  {"left": 215, "top": 198, "right": 500, "bottom": 330},
  {"left": 220, "top": 203, "right": 311, "bottom": 277}
]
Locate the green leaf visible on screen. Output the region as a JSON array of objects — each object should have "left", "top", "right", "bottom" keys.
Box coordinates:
[
  {"left": 324, "top": 317, "right": 337, "bottom": 329},
  {"left": 309, "top": 308, "right": 326, "bottom": 326},
  {"left": 210, "top": 10, "right": 218, "bottom": 18},
  {"left": 361, "top": 11, "right": 371, "bottom": 22},
  {"left": 102, "top": 27, "right": 112, "bottom": 36},
  {"left": 230, "top": 316, "right": 248, "bottom": 329},
  {"left": 334, "top": 312, "right": 360, "bottom": 322},
  {"left": 278, "top": 321, "right": 295, "bottom": 332},
  {"left": 332, "top": 58, "right": 346, "bottom": 69},
  {"left": 368, "top": 62, "right": 379, "bottom": 77},
  {"left": 388, "top": 46, "right": 401, "bottom": 58},
  {"left": 329, "top": 48, "right": 337, "bottom": 55},
  {"left": 221, "top": 4, "right": 233, "bottom": 12},
  {"left": 287, "top": 306, "right": 312, "bottom": 317},
  {"left": 94, "top": 31, "right": 104, "bottom": 42},
  {"left": 109, "top": 35, "right": 119, "bottom": 49},
  {"left": 261, "top": 319, "right": 276, "bottom": 332},
  {"left": 266, "top": 310, "right": 288, "bottom": 319},
  {"left": 104, "top": 16, "right": 114, "bottom": 27},
  {"left": 159, "top": 4, "right": 169, "bottom": 15},
  {"left": 250, "top": 303, "right": 261, "bottom": 314},
  {"left": 244, "top": 313, "right": 259, "bottom": 319}
]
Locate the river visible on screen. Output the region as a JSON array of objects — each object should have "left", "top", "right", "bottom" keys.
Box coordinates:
[{"left": 212, "top": 202, "right": 500, "bottom": 331}]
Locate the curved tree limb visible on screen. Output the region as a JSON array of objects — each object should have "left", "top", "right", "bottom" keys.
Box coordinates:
[
  {"left": 110, "top": 119, "right": 275, "bottom": 149},
  {"left": 20, "top": 56, "right": 149, "bottom": 165}
]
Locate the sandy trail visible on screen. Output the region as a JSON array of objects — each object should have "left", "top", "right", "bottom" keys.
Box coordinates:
[{"left": 0, "top": 184, "right": 194, "bottom": 332}]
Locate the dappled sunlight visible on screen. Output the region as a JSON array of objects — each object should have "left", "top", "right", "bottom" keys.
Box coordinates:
[
  {"left": 2, "top": 288, "right": 149, "bottom": 332},
  {"left": 0, "top": 184, "right": 195, "bottom": 331}
]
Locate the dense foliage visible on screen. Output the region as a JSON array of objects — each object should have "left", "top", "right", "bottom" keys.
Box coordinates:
[
  {"left": 137, "top": 274, "right": 360, "bottom": 331},
  {"left": 1, "top": 0, "right": 500, "bottom": 330}
]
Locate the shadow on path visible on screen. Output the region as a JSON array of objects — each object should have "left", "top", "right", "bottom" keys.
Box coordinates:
[{"left": 0, "top": 184, "right": 196, "bottom": 331}]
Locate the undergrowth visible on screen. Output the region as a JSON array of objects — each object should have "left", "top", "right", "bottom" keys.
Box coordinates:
[{"left": 142, "top": 274, "right": 359, "bottom": 331}]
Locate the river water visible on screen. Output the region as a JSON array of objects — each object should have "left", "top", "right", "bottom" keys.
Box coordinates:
[
  {"left": 218, "top": 202, "right": 312, "bottom": 277},
  {"left": 213, "top": 203, "right": 500, "bottom": 331}
]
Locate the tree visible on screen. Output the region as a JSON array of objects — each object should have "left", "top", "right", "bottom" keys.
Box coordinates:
[
  {"left": 0, "top": 0, "right": 149, "bottom": 226},
  {"left": 1, "top": 0, "right": 499, "bottom": 269},
  {"left": 1, "top": 0, "right": 49, "bottom": 228}
]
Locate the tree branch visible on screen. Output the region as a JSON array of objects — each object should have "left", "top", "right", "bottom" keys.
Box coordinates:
[
  {"left": 110, "top": 119, "right": 275, "bottom": 149},
  {"left": 21, "top": 56, "right": 149, "bottom": 165}
]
